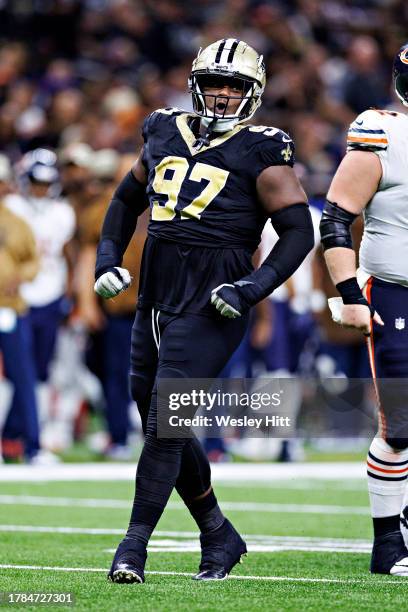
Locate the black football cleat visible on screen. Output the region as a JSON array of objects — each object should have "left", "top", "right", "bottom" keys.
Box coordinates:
[
  {"left": 193, "top": 518, "right": 247, "bottom": 581},
  {"left": 108, "top": 537, "right": 147, "bottom": 584},
  {"left": 370, "top": 531, "right": 408, "bottom": 575}
]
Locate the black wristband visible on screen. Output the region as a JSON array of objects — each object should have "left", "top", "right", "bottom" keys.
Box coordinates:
[
  {"left": 234, "top": 264, "right": 281, "bottom": 308},
  {"left": 95, "top": 239, "right": 122, "bottom": 280},
  {"left": 336, "top": 277, "right": 375, "bottom": 316},
  {"left": 336, "top": 277, "right": 362, "bottom": 303}
]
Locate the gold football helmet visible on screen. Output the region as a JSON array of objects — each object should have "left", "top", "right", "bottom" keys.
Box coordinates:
[{"left": 189, "top": 38, "right": 266, "bottom": 129}]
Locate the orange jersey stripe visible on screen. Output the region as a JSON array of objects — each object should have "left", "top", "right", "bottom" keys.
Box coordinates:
[
  {"left": 364, "top": 277, "right": 387, "bottom": 438},
  {"left": 367, "top": 461, "right": 408, "bottom": 475},
  {"left": 347, "top": 136, "right": 388, "bottom": 144},
  {"left": 365, "top": 278, "right": 376, "bottom": 379}
]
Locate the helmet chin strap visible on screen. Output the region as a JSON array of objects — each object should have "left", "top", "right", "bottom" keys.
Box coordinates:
[
  {"left": 201, "top": 115, "right": 240, "bottom": 132},
  {"left": 192, "top": 117, "right": 217, "bottom": 151},
  {"left": 192, "top": 110, "right": 241, "bottom": 151}
]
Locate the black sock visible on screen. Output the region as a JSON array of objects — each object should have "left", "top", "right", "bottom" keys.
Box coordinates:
[
  {"left": 373, "top": 514, "right": 401, "bottom": 538},
  {"left": 187, "top": 489, "right": 225, "bottom": 534},
  {"left": 125, "top": 431, "right": 185, "bottom": 548},
  {"left": 126, "top": 523, "right": 153, "bottom": 547}
]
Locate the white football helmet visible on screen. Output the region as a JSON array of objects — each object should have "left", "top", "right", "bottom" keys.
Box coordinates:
[{"left": 189, "top": 38, "right": 266, "bottom": 131}]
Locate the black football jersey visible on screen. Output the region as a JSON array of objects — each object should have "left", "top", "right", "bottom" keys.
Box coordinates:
[{"left": 137, "top": 107, "right": 295, "bottom": 314}]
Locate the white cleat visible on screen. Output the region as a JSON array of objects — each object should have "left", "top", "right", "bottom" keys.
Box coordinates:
[
  {"left": 390, "top": 557, "right": 408, "bottom": 576},
  {"left": 27, "top": 449, "right": 61, "bottom": 465}
]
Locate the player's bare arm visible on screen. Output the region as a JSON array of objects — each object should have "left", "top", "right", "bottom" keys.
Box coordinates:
[
  {"left": 211, "top": 164, "right": 314, "bottom": 318},
  {"left": 321, "top": 150, "right": 384, "bottom": 334},
  {"left": 131, "top": 150, "right": 148, "bottom": 184},
  {"left": 256, "top": 164, "right": 308, "bottom": 213},
  {"left": 325, "top": 151, "right": 381, "bottom": 282}
]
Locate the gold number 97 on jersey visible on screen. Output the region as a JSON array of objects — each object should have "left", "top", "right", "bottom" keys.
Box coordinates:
[{"left": 151, "top": 156, "right": 229, "bottom": 221}]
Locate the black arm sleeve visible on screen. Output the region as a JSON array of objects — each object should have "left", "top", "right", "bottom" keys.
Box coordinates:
[
  {"left": 95, "top": 171, "right": 149, "bottom": 279},
  {"left": 319, "top": 199, "right": 358, "bottom": 251},
  {"left": 235, "top": 203, "right": 315, "bottom": 307}
]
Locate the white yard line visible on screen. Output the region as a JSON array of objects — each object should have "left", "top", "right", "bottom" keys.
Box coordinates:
[
  {"left": 0, "top": 525, "right": 371, "bottom": 545},
  {"left": 0, "top": 525, "right": 198, "bottom": 537},
  {"left": 106, "top": 539, "right": 372, "bottom": 554},
  {"left": 218, "top": 480, "right": 367, "bottom": 491},
  {"left": 0, "top": 525, "right": 125, "bottom": 535},
  {"left": 0, "top": 563, "right": 401, "bottom": 584},
  {"left": 0, "top": 495, "right": 129, "bottom": 508},
  {"left": 210, "top": 502, "right": 368, "bottom": 515},
  {"left": 113, "top": 545, "right": 370, "bottom": 554},
  {"left": 0, "top": 494, "right": 369, "bottom": 515},
  {"left": 0, "top": 524, "right": 372, "bottom": 553},
  {"left": 0, "top": 462, "right": 366, "bottom": 482}
]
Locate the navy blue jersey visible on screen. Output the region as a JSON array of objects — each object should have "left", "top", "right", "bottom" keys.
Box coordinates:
[{"left": 137, "top": 107, "right": 295, "bottom": 314}]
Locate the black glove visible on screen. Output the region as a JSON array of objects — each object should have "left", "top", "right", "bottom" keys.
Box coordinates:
[{"left": 210, "top": 284, "right": 248, "bottom": 318}]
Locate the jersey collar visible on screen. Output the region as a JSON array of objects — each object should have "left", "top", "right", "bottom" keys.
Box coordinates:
[{"left": 176, "top": 113, "right": 247, "bottom": 156}]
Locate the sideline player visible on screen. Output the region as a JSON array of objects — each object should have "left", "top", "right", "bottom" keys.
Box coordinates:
[
  {"left": 0, "top": 155, "right": 41, "bottom": 463},
  {"left": 320, "top": 43, "right": 408, "bottom": 576},
  {"left": 4, "top": 149, "right": 75, "bottom": 451},
  {"left": 95, "top": 39, "right": 314, "bottom": 583}
]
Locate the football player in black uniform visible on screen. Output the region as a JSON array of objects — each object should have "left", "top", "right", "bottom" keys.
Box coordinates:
[{"left": 95, "top": 38, "right": 314, "bottom": 584}]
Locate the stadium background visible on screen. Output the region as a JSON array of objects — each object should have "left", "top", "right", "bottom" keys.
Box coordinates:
[
  {"left": 0, "top": 1, "right": 407, "bottom": 610},
  {"left": 1, "top": 0, "right": 405, "bottom": 461}
]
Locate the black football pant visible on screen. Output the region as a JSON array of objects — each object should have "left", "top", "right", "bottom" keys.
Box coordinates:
[{"left": 128, "top": 307, "right": 248, "bottom": 538}]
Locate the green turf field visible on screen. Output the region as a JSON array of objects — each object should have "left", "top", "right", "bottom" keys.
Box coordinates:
[{"left": 0, "top": 472, "right": 407, "bottom": 611}]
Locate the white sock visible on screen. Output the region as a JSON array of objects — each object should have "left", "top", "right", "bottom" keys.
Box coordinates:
[
  {"left": 400, "top": 482, "right": 408, "bottom": 546},
  {"left": 36, "top": 382, "right": 52, "bottom": 425},
  {"left": 367, "top": 437, "right": 408, "bottom": 518}
]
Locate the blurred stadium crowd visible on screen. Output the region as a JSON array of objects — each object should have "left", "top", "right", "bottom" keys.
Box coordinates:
[{"left": 0, "top": 0, "right": 405, "bottom": 463}]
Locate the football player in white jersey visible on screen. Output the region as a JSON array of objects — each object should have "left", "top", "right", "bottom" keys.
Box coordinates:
[
  {"left": 320, "top": 44, "right": 408, "bottom": 576},
  {"left": 3, "top": 149, "right": 76, "bottom": 445}
]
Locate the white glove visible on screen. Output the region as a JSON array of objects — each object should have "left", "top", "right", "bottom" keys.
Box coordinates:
[
  {"left": 328, "top": 295, "right": 383, "bottom": 334},
  {"left": 94, "top": 267, "right": 131, "bottom": 299},
  {"left": 328, "top": 297, "right": 343, "bottom": 324}
]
